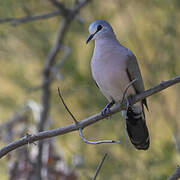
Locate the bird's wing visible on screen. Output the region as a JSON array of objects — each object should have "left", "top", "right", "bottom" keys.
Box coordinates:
[{"left": 126, "top": 53, "right": 148, "bottom": 109}]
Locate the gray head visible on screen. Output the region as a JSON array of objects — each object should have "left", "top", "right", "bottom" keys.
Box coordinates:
[{"left": 86, "top": 20, "right": 115, "bottom": 44}]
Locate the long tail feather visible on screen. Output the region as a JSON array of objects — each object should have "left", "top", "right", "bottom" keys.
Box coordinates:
[{"left": 125, "top": 105, "right": 150, "bottom": 150}]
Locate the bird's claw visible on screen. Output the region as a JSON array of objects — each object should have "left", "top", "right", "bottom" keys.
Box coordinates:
[
  {"left": 101, "top": 106, "right": 111, "bottom": 117},
  {"left": 101, "top": 100, "right": 115, "bottom": 117}
]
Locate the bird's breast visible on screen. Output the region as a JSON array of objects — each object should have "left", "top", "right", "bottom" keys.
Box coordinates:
[{"left": 91, "top": 55, "right": 134, "bottom": 101}]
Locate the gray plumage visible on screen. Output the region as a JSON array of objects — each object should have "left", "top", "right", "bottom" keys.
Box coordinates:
[{"left": 87, "top": 20, "right": 149, "bottom": 150}]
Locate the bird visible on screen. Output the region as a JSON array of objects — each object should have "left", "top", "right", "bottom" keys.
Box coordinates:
[{"left": 86, "top": 20, "right": 150, "bottom": 150}]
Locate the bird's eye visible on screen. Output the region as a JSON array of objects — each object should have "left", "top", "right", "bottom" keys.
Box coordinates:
[{"left": 97, "top": 25, "right": 103, "bottom": 31}]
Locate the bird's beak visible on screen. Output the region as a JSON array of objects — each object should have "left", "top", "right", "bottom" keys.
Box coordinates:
[{"left": 86, "top": 34, "right": 94, "bottom": 44}]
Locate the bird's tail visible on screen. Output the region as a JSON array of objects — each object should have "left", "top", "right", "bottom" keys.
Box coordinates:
[{"left": 124, "top": 104, "right": 150, "bottom": 150}]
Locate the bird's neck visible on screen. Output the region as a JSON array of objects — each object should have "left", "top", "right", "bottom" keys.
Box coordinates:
[
  {"left": 94, "top": 37, "right": 120, "bottom": 52},
  {"left": 92, "top": 37, "right": 121, "bottom": 61}
]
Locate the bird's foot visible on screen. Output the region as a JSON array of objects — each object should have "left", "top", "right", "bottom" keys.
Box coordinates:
[
  {"left": 101, "top": 105, "right": 111, "bottom": 117},
  {"left": 101, "top": 100, "right": 115, "bottom": 117}
]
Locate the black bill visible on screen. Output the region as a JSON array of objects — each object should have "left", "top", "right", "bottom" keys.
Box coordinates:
[{"left": 86, "top": 34, "right": 94, "bottom": 44}]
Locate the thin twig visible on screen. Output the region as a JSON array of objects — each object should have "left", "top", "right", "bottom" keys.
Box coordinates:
[
  {"left": 58, "top": 87, "right": 120, "bottom": 144},
  {"left": 79, "top": 128, "right": 120, "bottom": 144},
  {"left": 0, "top": 0, "right": 87, "bottom": 26},
  {"left": 0, "top": 11, "right": 60, "bottom": 26},
  {"left": 92, "top": 153, "right": 108, "bottom": 180},
  {"left": 58, "top": 87, "right": 78, "bottom": 124},
  {"left": 49, "top": 0, "right": 69, "bottom": 16},
  {"left": 73, "top": 0, "right": 91, "bottom": 15},
  {"left": 121, "top": 78, "right": 137, "bottom": 104},
  {"left": 0, "top": 75, "right": 179, "bottom": 159}
]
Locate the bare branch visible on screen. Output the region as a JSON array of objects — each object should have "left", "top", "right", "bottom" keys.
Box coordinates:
[
  {"left": 134, "top": 75, "right": 180, "bottom": 104},
  {"left": 92, "top": 153, "right": 108, "bottom": 180},
  {"left": 79, "top": 128, "right": 120, "bottom": 144},
  {"left": 58, "top": 87, "right": 79, "bottom": 124},
  {"left": 73, "top": 0, "right": 91, "bottom": 15},
  {"left": 50, "top": 45, "right": 71, "bottom": 82},
  {"left": 49, "top": 0, "right": 90, "bottom": 22},
  {"left": 167, "top": 166, "right": 180, "bottom": 180},
  {"left": 38, "top": 18, "right": 69, "bottom": 133},
  {"left": 0, "top": 75, "right": 179, "bottom": 159},
  {"left": 49, "top": 0, "right": 70, "bottom": 16},
  {"left": 37, "top": 1, "right": 91, "bottom": 178},
  {"left": 58, "top": 87, "right": 120, "bottom": 144},
  {"left": 0, "top": 10, "right": 60, "bottom": 26},
  {"left": 38, "top": 0, "right": 91, "bottom": 135},
  {"left": 0, "top": 0, "right": 89, "bottom": 26}
]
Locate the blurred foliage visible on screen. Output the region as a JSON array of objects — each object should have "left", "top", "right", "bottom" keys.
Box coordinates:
[{"left": 0, "top": 0, "right": 180, "bottom": 179}]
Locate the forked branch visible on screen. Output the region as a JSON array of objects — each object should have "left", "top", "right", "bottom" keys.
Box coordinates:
[
  {"left": 58, "top": 87, "right": 121, "bottom": 144},
  {"left": 0, "top": 75, "right": 179, "bottom": 159}
]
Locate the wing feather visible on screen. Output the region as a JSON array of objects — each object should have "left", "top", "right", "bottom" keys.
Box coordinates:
[{"left": 126, "top": 53, "right": 148, "bottom": 110}]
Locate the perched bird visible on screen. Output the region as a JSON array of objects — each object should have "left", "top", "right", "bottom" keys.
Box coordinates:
[{"left": 86, "top": 20, "right": 150, "bottom": 150}]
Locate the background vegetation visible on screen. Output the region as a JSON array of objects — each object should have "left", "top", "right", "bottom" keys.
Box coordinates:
[{"left": 0, "top": 0, "right": 179, "bottom": 179}]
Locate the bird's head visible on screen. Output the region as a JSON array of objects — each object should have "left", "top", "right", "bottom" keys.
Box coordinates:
[{"left": 86, "top": 20, "right": 115, "bottom": 44}]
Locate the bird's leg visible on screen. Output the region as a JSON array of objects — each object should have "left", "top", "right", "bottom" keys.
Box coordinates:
[
  {"left": 125, "top": 97, "right": 130, "bottom": 112},
  {"left": 101, "top": 100, "right": 115, "bottom": 117},
  {"left": 126, "top": 95, "right": 134, "bottom": 111},
  {"left": 121, "top": 96, "right": 134, "bottom": 120}
]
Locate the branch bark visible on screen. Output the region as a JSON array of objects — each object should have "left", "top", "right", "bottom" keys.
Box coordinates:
[
  {"left": 167, "top": 166, "right": 180, "bottom": 180},
  {"left": 0, "top": 75, "right": 179, "bottom": 159}
]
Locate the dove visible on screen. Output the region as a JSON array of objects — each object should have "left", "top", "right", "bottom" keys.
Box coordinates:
[{"left": 86, "top": 20, "right": 149, "bottom": 150}]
